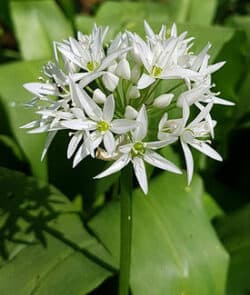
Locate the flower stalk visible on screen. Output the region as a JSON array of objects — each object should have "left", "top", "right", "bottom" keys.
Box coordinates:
[{"left": 119, "top": 165, "right": 133, "bottom": 295}]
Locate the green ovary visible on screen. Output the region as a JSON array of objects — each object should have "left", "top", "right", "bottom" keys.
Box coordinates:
[
  {"left": 132, "top": 142, "right": 146, "bottom": 157},
  {"left": 151, "top": 65, "right": 163, "bottom": 77},
  {"left": 97, "top": 121, "right": 110, "bottom": 132},
  {"left": 87, "top": 61, "right": 99, "bottom": 72}
]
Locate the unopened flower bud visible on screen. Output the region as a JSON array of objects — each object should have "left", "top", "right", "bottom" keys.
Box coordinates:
[
  {"left": 116, "top": 59, "right": 131, "bottom": 80},
  {"left": 93, "top": 89, "right": 106, "bottom": 104},
  {"left": 125, "top": 105, "right": 138, "bottom": 120},
  {"left": 131, "top": 64, "right": 141, "bottom": 82},
  {"left": 128, "top": 86, "right": 140, "bottom": 99},
  {"left": 153, "top": 94, "right": 174, "bottom": 108},
  {"left": 102, "top": 72, "right": 119, "bottom": 91}
]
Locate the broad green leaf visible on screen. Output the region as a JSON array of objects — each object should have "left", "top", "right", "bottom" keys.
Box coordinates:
[
  {"left": 203, "top": 192, "right": 224, "bottom": 220},
  {"left": 186, "top": 0, "right": 217, "bottom": 25},
  {"left": 94, "top": 0, "right": 217, "bottom": 26},
  {"left": 75, "top": 14, "right": 96, "bottom": 34},
  {"left": 10, "top": 0, "right": 73, "bottom": 60},
  {"left": 224, "top": 16, "right": 250, "bottom": 120},
  {"left": 0, "top": 60, "right": 48, "bottom": 180},
  {"left": 226, "top": 15, "right": 250, "bottom": 52},
  {"left": 0, "top": 167, "right": 113, "bottom": 295},
  {"left": 216, "top": 204, "right": 250, "bottom": 295},
  {"left": 89, "top": 172, "right": 229, "bottom": 295}
]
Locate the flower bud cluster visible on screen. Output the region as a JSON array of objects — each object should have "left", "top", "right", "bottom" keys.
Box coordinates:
[{"left": 22, "top": 22, "right": 234, "bottom": 194}]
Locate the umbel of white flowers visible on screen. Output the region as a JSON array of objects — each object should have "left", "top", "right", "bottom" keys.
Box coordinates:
[{"left": 22, "top": 21, "right": 234, "bottom": 194}]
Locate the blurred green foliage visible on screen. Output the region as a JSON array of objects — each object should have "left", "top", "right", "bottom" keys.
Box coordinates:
[{"left": 0, "top": 0, "right": 250, "bottom": 294}]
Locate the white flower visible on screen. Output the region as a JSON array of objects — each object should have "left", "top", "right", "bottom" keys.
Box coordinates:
[
  {"left": 60, "top": 82, "right": 137, "bottom": 155},
  {"left": 56, "top": 25, "right": 130, "bottom": 88},
  {"left": 94, "top": 105, "right": 181, "bottom": 194},
  {"left": 130, "top": 23, "right": 199, "bottom": 89},
  {"left": 177, "top": 82, "right": 235, "bottom": 107},
  {"left": 158, "top": 101, "right": 222, "bottom": 184}
]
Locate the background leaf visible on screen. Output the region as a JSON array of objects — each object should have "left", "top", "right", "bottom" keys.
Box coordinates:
[
  {"left": 0, "top": 60, "right": 48, "bottom": 180},
  {"left": 89, "top": 172, "right": 229, "bottom": 295},
  {"left": 0, "top": 167, "right": 113, "bottom": 295},
  {"left": 10, "top": 0, "right": 73, "bottom": 60},
  {"left": 216, "top": 204, "right": 250, "bottom": 295}
]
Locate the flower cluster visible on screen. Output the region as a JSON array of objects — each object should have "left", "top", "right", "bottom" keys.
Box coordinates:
[{"left": 22, "top": 22, "right": 234, "bottom": 194}]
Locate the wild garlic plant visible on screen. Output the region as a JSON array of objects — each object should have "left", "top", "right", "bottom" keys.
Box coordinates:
[
  {"left": 22, "top": 21, "right": 233, "bottom": 194},
  {"left": 22, "top": 21, "right": 234, "bottom": 295}
]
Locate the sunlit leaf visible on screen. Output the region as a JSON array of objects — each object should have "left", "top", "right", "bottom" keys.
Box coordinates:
[
  {"left": 10, "top": 0, "right": 73, "bottom": 60},
  {"left": 89, "top": 172, "right": 229, "bottom": 294}
]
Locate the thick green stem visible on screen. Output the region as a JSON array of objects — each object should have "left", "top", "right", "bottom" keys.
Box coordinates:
[{"left": 119, "top": 165, "right": 133, "bottom": 295}]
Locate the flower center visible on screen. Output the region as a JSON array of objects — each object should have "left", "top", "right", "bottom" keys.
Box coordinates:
[
  {"left": 97, "top": 121, "right": 110, "bottom": 132},
  {"left": 162, "top": 121, "right": 178, "bottom": 133},
  {"left": 87, "top": 61, "right": 99, "bottom": 72},
  {"left": 131, "top": 142, "right": 146, "bottom": 157},
  {"left": 151, "top": 65, "right": 163, "bottom": 77},
  {"left": 182, "top": 129, "right": 194, "bottom": 143}
]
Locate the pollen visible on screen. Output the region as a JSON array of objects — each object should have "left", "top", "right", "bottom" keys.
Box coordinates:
[
  {"left": 132, "top": 142, "right": 146, "bottom": 157},
  {"left": 87, "top": 61, "right": 99, "bottom": 72},
  {"left": 151, "top": 65, "right": 163, "bottom": 77},
  {"left": 97, "top": 120, "right": 110, "bottom": 132}
]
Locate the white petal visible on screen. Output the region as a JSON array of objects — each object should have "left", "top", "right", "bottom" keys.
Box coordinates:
[
  {"left": 20, "top": 120, "right": 39, "bottom": 129},
  {"left": 153, "top": 93, "right": 174, "bottom": 108},
  {"left": 93, "top": 89, "right": 106, "bottom": 104},
  {"left": 189, "top": 103, "right": 213, "bottom": 127},
  {"left": 74, "top": 83, "right": 102, "bottom": 121},
  {"left": 146, "top": 137, "right": 178, "bottom": 149},
  {"left": 23, "top": 82, "right": 59, "bottom": 97},
  {"left": 133, "top": 105, "right": 147, "bottom": 141},
  {"left": 78, "top": 71, "right": 105, "bottom": 88},
  {"left": 99, "top": 47, "right": 131, "bottom": 71},
  {"left": 158, "top": 113, "right": 168, "bottom": 131},
  {"left": 124, "top": 106, "right": 138, "bottom": 120},
  {"left": 132, "top": 157, "right": 148, "bottom": 194},
  {"left": 41, "top": 131, "right": 57, "bottom": 161},
  {"left": 131, "top": 64, "right": 141, "bottom": 82},
  {"left": 73, "top": 144, "right": 89, "bottom": 167},
  {"left": 181, "top": 99, "right": 190, "bottom": 128},
  {"left": 205, "top": 61, "right": 225, "bottom": 75},
  {"left": 71, "top": 107, "right": 86, "bottom": 120},
  {"left": 111, "top": 119, "right": 137, "bottom": 134},
  {"left": 28, "top": 124, "right": 49, "bottom": 134},
  {"left": 144, "top": 20, "right": 155, "bottom": 39},
  {"left": 144, "top": 150, "right": 182, "bottom": 174},
  {"left": 119, "top": 143, "right": 133, "bottom": 154},
  {"left": 116, "top": 58, "right": 131, "bottom": 80},
  {"left": 103, "top": 131, "right": 116, "bottom": 154},
  {"left": 94, "top": 154, "right": 131, "bottom": 179},
  {"left": 189, "top": 140, "right": 223, "bottom": 161},
  {"left": 61, "top": 119, "right": 97, "bottom": 130},
  {"left": 103, "top": 94, "right": 115, "bottom": 122},
  {"left": 213, "top": 97, "right": 235, "bottom": 106},
  {"left": 137, "top": 73, "right": 155, "bottom": 89},
  {"left": 67, "top": 131, "right": 83, "bottom": 159},
  {"left": 181, "top": 141, "right": 194, "bottom": 185},
  {"left": 102, "top": 72, "right": 119, "bottom": 91},
  {"left": 161, "top": 68, "right": 200, "bottom": 81}
]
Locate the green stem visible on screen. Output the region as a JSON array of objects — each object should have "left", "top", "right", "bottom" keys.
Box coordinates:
[{"left": 119, "top": 165, "right": 133, "bottom": 295}]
